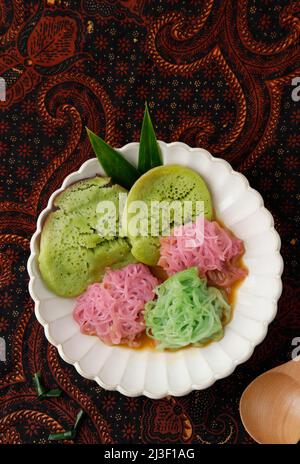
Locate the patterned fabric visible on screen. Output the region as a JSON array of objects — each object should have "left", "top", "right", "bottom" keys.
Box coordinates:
[{"left": 0, "top": 0, "right": 299, "bottom": 444}]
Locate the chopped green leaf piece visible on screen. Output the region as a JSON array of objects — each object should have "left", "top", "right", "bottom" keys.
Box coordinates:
[
  {"left": 48, "top": 410, "right": 85, "bottom": 442},
  {"left": 73, "top": 409, "right": 85, "bottom": 432},
  {"left": 43, "top": 389, "right": 62, "bottom": 398},
  {"left": 33, "top": 372, "right": 62, "bottom": 399},
  {"left": 48, "top": 430, "right": 75, "bottom": 441},
  {"left": 33, "top": 373, "right": 47, "bottom": 397}
]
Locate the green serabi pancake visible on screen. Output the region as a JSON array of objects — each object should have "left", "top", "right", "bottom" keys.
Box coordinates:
[
  {"left": 123, "top": 165, "right": 212, "bottom": 265},
  {"left": 39, "top": 177, "right": 135, "bottom": 297}
]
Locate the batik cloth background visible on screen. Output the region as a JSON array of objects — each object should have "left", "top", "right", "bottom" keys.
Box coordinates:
[{"left": 0, "top": 0, "right": 299, "bottom": 444}]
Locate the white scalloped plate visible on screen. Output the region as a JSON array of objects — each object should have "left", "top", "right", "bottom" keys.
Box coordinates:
[{"left": 27, "top": 142, "right": 283, "bottom": 398}]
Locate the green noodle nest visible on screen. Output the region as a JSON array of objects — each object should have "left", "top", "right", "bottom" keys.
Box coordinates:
[{"left": 144, "top": 267, "right": 231, "bottom": 350}]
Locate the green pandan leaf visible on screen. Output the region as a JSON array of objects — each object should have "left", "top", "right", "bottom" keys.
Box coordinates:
[
  {"left": 48, "top": 410, "right": 85, "bottom": 442},
  {"left": 138, "top": 102, "right": 162, "bottom": 173},
  {"left": 86, "top": 128, "right": 139, "bottom": 190},
  {"left": 33, "top": 372, "right": 62, "bottom": 399},
  {"left": 48, "top": 430, "right": 75, "bottom": 441}
]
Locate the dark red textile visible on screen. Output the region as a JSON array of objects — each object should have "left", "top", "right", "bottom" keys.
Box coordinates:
[{"left": 0, "top": 0, "right": 299, "bottom": 444}]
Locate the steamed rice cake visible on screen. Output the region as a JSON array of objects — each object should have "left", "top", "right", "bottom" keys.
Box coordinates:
[
  {"left": 38, "top": 176, "right": 135, "bottom": 297},
  {"left": 123, "top": 165, "right": 212, "bottom": 265}
]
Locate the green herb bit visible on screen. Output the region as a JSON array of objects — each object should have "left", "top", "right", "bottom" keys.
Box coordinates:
[
  {"left": 48, "top": 430, "right": 75, "bottom": 441},
  {"left": 48, "top": 410, "right": 85, "bottom": 442},
  {"left": 33, "top": 372, "right": 47, "bottom": 397},
  {"left": 33, "top": 372, "right": 62, "bottom": 399},
  {"left": 138, "top": 102, "right": 162, "bottom": 174},
  {"left": 42, "top": 389, "right": 62, "bottom": 398},
  {"left": 73, "top": 409, "right": 85, "bottom": 431}
]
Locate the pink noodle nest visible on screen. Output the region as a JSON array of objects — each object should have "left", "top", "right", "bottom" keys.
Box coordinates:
[
  {"left": 158, "top": 217, "right": 247, "bottom": 287},
  {"left": 73, "top": 263, "right": 159, "bottom": 346}
]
